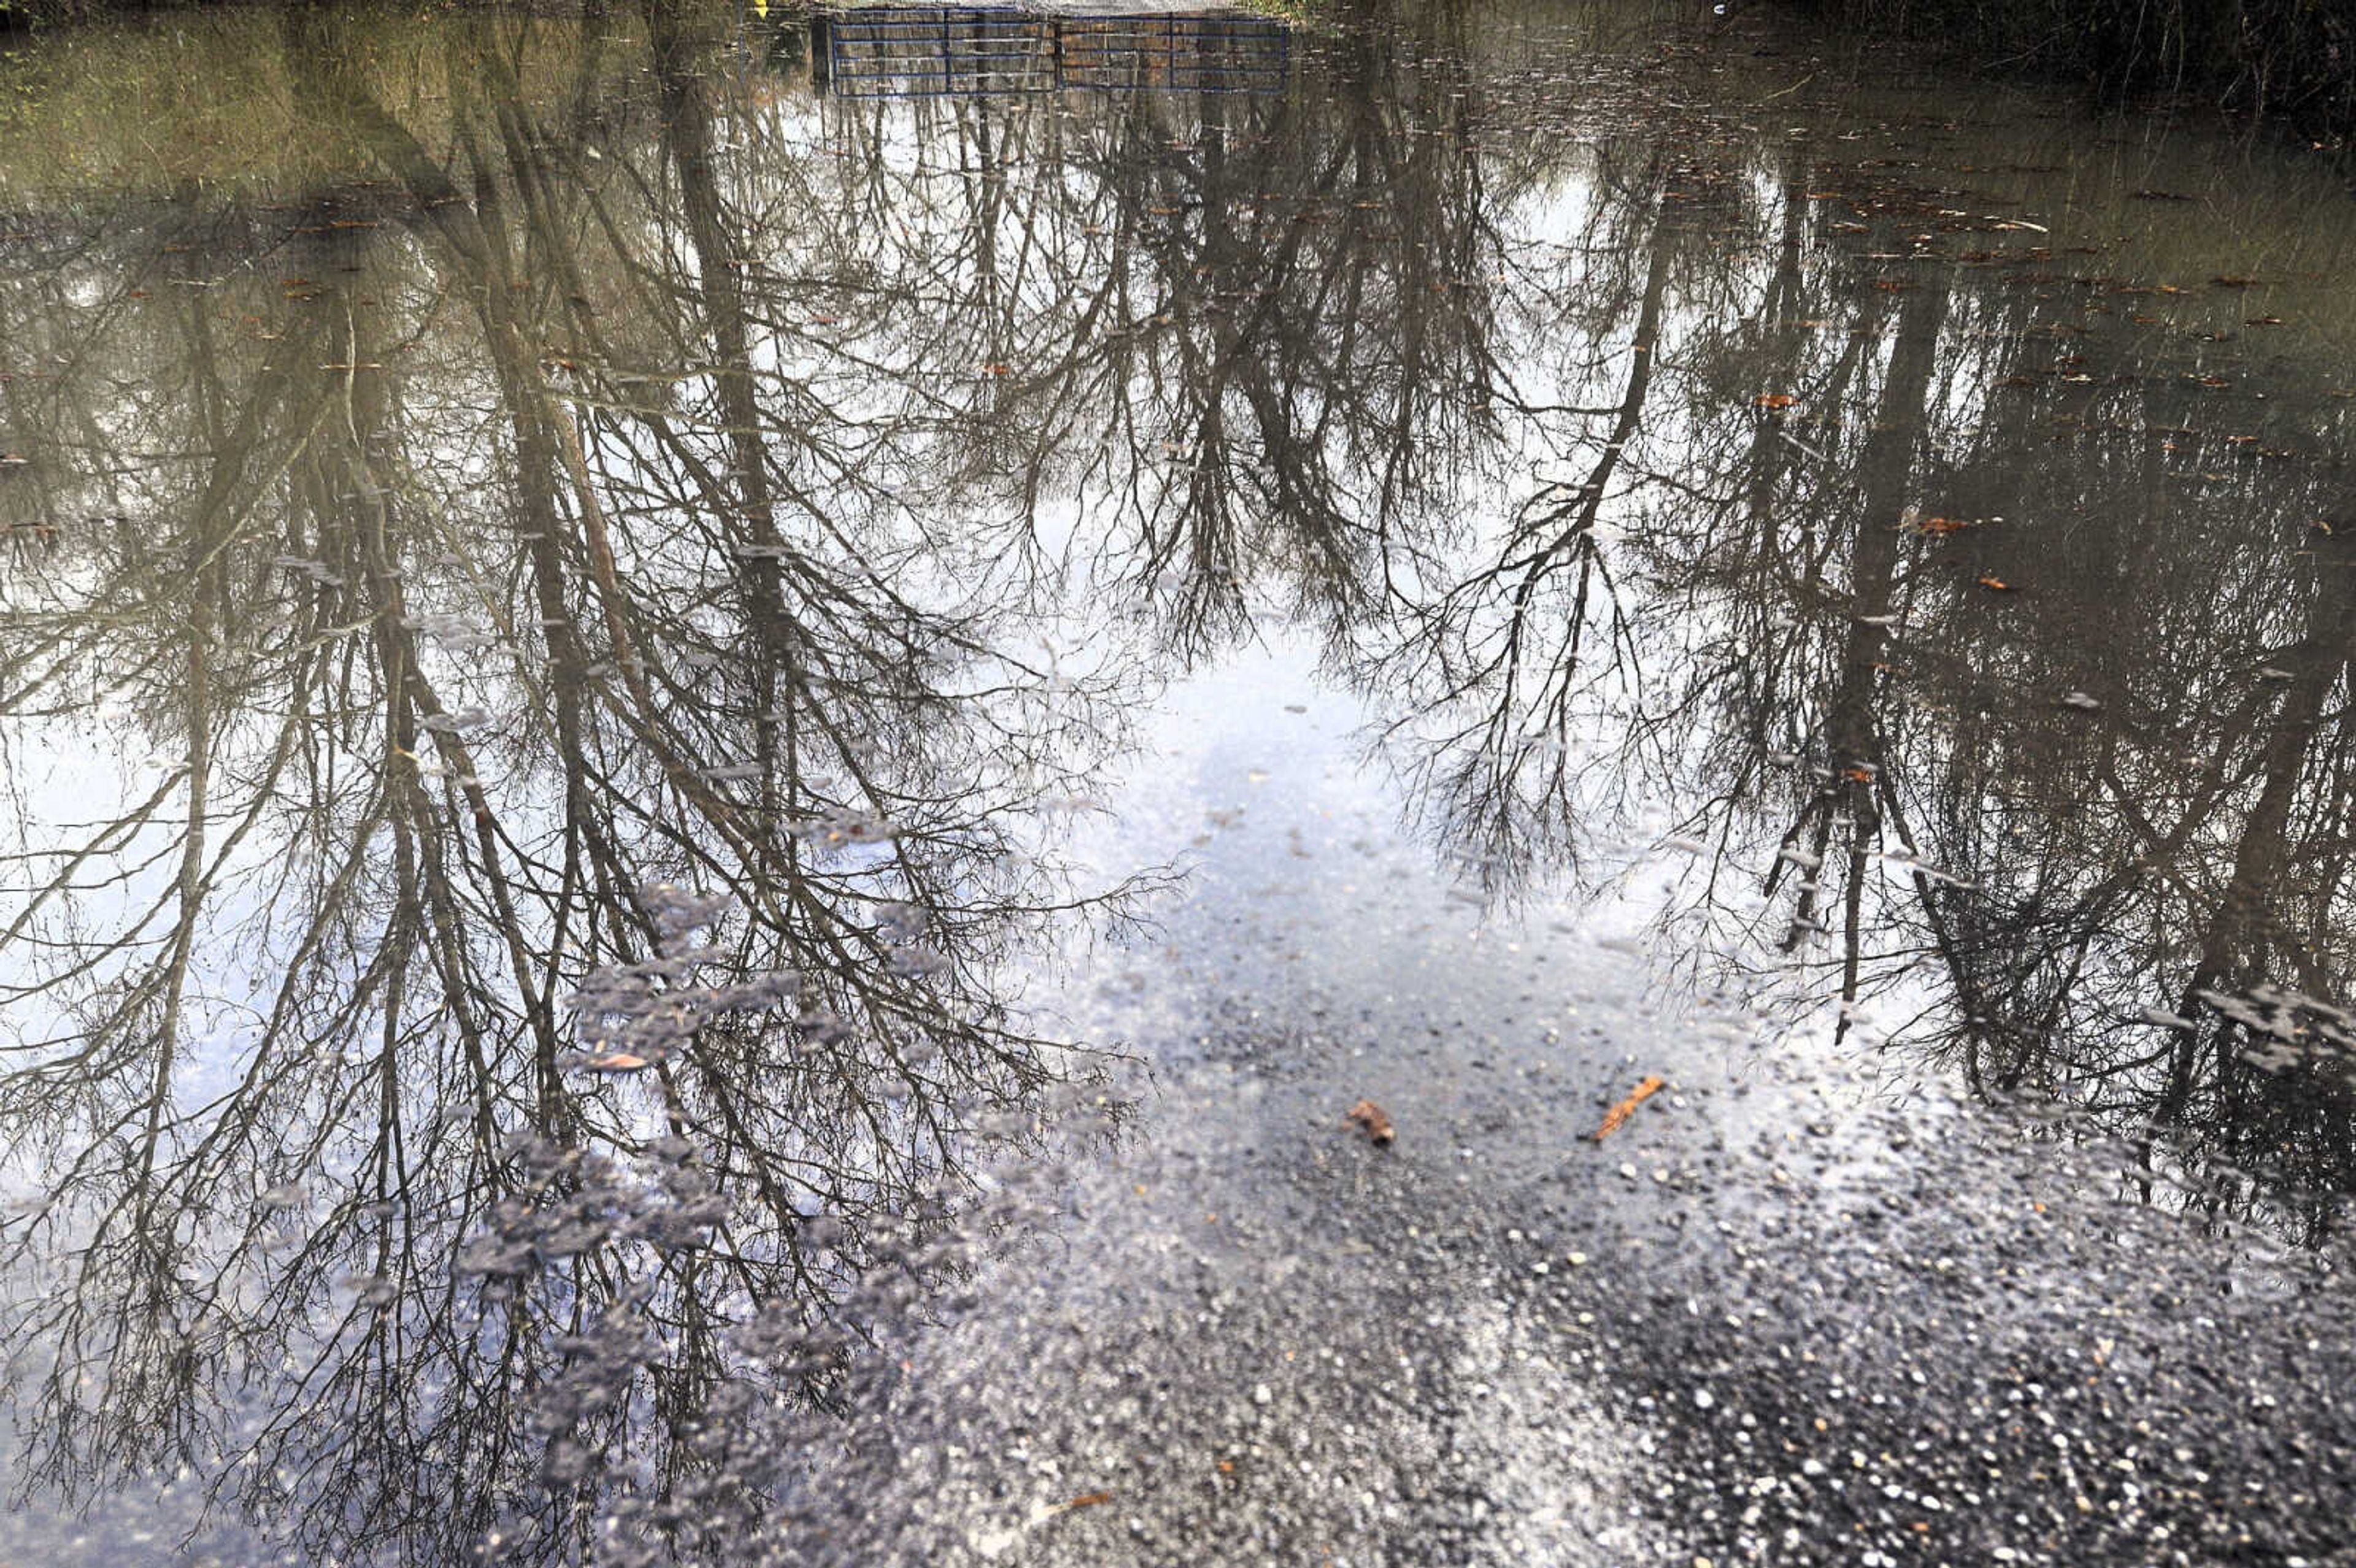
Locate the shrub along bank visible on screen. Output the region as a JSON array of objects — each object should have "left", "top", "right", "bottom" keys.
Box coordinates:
[{"left": 1787, "top": 0, "right": 2355, "bottom": 142}]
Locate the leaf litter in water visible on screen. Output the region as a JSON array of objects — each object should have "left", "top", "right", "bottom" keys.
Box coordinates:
[
  {"left": 1592, "top": 1075, "right": 1666, "bottom": 1141},
  {"left": 1343, "top": 1099, "right": 1396, "bottom": 1145},
  {"left": 567, "top": 1050, "right": 657, "bottom": 1073}
]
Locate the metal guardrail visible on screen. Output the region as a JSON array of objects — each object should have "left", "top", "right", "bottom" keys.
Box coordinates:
[{"left": 812, "top": 6, "right": 1293, "bottom": 98}]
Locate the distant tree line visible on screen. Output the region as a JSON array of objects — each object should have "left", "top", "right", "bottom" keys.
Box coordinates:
[
  {"left": 2, "top": 0, "right": 2352, "bottom": 142},
  {"left": 1777, "top": 0, "right": 2355, "bottom": 140}
]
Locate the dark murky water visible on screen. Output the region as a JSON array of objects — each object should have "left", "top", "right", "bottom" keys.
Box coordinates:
[{"left": 3, "top": 2, "right": 2354, "bottom": 1563}]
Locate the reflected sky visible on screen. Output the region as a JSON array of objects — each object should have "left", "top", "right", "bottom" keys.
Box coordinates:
[{"left": 2, "top": 0, "right": 2355, "bottom": 1561}]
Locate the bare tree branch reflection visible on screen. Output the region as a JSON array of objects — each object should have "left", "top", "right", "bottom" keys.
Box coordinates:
[
  {"left": 6, "top": 4, "right": 2356, "bottom": 1561},
  {"left": 1, "top": 9, "right": 1161, "bottom": 1561}
]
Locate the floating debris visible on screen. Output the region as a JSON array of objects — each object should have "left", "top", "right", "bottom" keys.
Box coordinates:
[
  {"left": 569, "top": 1050, "right": 657, "bottom": 1074},
  {"left": 1592, "top": 1075, "right": 1666, "bottom": 1142},
  {"left": 1343, "top": 1099, "right": 1396, "bottom": 1145}
]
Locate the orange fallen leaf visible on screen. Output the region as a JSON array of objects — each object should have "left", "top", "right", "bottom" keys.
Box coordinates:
[
  {"left": 1064, "top": 1490, "right": 1114, "bottom": 1510},
  {"left": 1592, "top": 1075, "right": 1666, "bottom": 1141},
  {"left": 1344, "top": 1098, "right": 1396, "bottom": 1145}
]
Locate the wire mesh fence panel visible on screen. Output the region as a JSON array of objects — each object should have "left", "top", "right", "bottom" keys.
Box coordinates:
[{"left": 814, "top": 6, "right": 1292, "bottom": 97}]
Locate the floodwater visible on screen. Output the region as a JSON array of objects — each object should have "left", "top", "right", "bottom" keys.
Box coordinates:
[{"left": 1, "top": 1, "right": 2353, "bottom": 1563}]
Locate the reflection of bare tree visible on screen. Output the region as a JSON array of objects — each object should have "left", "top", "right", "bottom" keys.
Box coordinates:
[
  {"left": 1564, "top": 171, "right": 2356, "bottom": 1240},
  {"left": 1275, "top": 95, "right": 2356, "bottom": 1239},
  {"left": 8, "top": 2, "right": 2356, "bottom": 1558},
  {"left": 756, "top": 0, "right": 1533, "bottom": 661},
  {"left": 1908, "top": 513, "right": 2356, "bottom": 1243},
  {"left": 755, "top": 0, "right": 2356, "bottom": 1245},
  {"left": 0, "top": 10, "right": 1155, "bottom": 1561},
  {"left": 1364, "top": 164, "right": 1674, "bottom": 891}
]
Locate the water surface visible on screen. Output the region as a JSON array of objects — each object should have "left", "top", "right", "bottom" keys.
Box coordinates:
[{"left": 2, "top": 2, "right": 2354, "bottom": 1562}]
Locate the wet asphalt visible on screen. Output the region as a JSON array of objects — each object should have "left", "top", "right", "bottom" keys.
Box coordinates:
[{"left": 831, "top": 652, "right": 2356, "bottom": 1568}]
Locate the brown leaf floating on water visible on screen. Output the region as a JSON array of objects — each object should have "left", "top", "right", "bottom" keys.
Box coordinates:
[
  {"left": 1592, "top": 1075, "right": 1666, "bottom": 1141},
  {"left": 574, "top": 1051, "right": 655, "bottom": 1073},
  {"left": 1344, "top": 1099, "right": 1396, "bottom": 1145}
]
